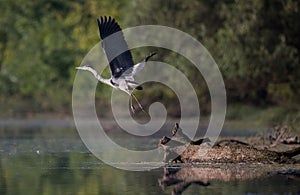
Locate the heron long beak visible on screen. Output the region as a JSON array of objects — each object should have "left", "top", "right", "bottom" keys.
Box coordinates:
[{"left": 76, "top": 65, "right": 90, "bottom": 70}]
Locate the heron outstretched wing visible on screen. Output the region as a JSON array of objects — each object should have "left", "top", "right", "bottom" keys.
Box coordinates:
[{"left": 97, "top": 16, "right": 134, "bottom": 78}]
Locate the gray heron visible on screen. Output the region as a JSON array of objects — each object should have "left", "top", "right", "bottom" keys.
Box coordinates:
[{"left": 76, "top": 16, "right": 156, "bottom": 114}]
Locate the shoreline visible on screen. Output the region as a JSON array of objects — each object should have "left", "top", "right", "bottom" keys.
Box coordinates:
[{"left": 0, "top": 114, "right": 285, "bottom": 130}]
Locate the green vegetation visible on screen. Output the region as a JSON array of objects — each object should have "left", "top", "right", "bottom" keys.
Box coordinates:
[{"left": 0, "top": 0, "right": 299, "bottom": 125}]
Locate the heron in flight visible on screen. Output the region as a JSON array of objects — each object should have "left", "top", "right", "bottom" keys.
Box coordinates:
[{"left": 76, "top": 16, "right": 156, "bottom": 114}]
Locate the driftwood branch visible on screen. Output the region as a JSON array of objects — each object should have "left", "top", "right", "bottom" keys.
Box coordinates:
[
  {"left": 215, "top": 139, "right": 249, "bottom": 146},
  {"left": 269, "top": 125, "right": 300, "bottom": 147},
  {"left": 158, "top": 123, "right": 211, "bottom": 163},
  {"left": 281, "top": 146, "right": 300, "bottom": 158}
]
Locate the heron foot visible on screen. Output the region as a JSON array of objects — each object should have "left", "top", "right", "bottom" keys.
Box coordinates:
[{"left": 130, "top": 105, "right": 136, "bottom": 115}]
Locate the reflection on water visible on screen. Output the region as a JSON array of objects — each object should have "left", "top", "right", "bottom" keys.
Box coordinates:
[
  {"left": 0, "top": 120, "right": 300, "bottom": 195},
  {"left": 0, "top": 153, "right": 164, "bottom": 195},
  {"left": 159, "top": 167, "right": 210, "bottom": 194},
  {"left": 159, "top": 165, "right": 300, "bottom": 195}
]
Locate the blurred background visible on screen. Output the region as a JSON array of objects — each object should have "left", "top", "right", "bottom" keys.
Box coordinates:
[
  {"left": 0, "top": 0, "right": 299, "bottom": 127},
  {"left": 0, "top": 1, "right": 300, "bottom": 194}
]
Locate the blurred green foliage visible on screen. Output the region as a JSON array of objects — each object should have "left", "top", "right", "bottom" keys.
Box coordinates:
[{"left": 0, "top": 0, "right": 299, "bottom": 120}]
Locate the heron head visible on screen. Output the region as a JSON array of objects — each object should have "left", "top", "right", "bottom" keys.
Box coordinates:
[{"left": 75, "top": 65, "right": 101, "bottom": 79}]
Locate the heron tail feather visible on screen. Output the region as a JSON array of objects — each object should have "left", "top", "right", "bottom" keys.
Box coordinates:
[{"left": 145, "top": 51, "right": 157, "bottom": 62}]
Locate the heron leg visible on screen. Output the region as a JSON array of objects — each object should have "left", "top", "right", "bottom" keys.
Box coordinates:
[
  {"left": 130, "top": 94, "right": 135, "bottom": 114},
  {"left": 131, "top": 93, "right": 146, "bottom": 114}
]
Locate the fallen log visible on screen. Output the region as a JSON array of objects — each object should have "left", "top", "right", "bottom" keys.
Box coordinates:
[{"left": 159, "top": 123, "right": 300, "bottom": 164}]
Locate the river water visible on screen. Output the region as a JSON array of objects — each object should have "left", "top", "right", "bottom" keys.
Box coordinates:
[{"left": 0, "top": 119, "right": 299, "bottom": 195}]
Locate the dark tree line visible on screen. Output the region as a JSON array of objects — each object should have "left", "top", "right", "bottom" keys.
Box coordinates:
[
  {"left": 125, "top": 0, "right": 299, "bottom": 107},
  {"left": 0, "top": 0, "right": 299, "bottom": 118}
]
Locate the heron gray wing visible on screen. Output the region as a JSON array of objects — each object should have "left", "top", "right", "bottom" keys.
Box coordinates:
[{"left": 97, "top": 16, "right": 134, "bottom": 78}]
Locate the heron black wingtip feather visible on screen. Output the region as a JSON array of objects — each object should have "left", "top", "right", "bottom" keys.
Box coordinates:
[{"left": 97, "top": 18, "right": 101, "bottom": 39}]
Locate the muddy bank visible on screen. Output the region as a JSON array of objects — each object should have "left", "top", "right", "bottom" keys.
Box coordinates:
[
  {"left": 159, "top": 123, "right": 300, "bottom": 164},
  {"left": 173, "top": 143, "right": 299, "bottom": 163}
]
